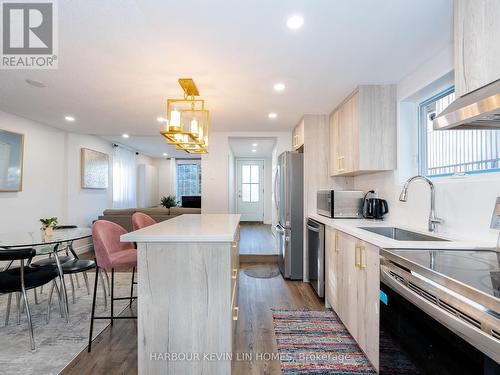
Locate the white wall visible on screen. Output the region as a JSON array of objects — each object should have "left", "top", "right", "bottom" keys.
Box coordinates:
[
  {"left": 228, "top": 149, "right": 235, "bottom": 214},
  {"left": 202, "top": 131, "right": 292, "bottom": 217},
  {"left": 0, "top": 111, "right": 67, "bottom": 232},
  {"left": 154, "top": 157, "right": 176, "bottom": 200},
  {"left": 0, "top": 110, "right": 114, "bottom": 253},
  {"left": 353, "top": 43, "right": 500, "bottom": 243}
]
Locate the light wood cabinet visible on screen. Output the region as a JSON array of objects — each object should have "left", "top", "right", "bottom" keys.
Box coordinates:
[
  {"left": 454, "top": 0, "right": 500, "bottom": 97},
  {"left": 325, "top": 229, "right": 380, "bottom": 372},
  {"left": 292, "top": 119, "right": 304, "bottom": 150},
  {"left": 329, "top": 85, "right": 396, "bottom": 177}
]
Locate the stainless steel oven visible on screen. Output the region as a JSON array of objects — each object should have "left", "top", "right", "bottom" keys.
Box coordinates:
[{"left": 306, "top": 218, "right": 325, "bottom": 297}]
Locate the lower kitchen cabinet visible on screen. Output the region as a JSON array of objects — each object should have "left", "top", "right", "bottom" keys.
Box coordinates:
[{"left": 325, "top": 229, "right": 380, "bottom": 372}]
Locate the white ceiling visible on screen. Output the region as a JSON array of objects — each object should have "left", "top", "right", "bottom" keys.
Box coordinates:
[
  {"left": 229, "top": 137, "right": 276, "bottom": 158},
  {"left": 0, "top": 0, "right": 452, "bottom": 149},
  {"left": 102, "top": 135, "right": 201, "bottom": 159}
]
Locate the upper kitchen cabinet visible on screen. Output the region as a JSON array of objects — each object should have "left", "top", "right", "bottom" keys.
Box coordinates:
[
  {"left": 454, "top": 0, "right": 500, "bottom": 97},
  {"left": 292, "top": 119, "right": 305, "bottom": 150},
  {"left": 329, "top": 85, "right": 397, "bottom": 177}
]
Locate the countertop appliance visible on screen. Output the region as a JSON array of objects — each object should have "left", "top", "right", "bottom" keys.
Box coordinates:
[
  {"left": 380, "top": 248, "right": 500, "bottom": 365},
  {"left": 306, "top": 218, "right": 325, "bottom": 297},
  {"left": 275, "top": 151, "right": 303, "bottom": 280},
  {"left": 362, "top": 190, "right": 389, "bottom": 220},
  {"left": 317, "top": 190, "right": 364, "bottom": 218}
]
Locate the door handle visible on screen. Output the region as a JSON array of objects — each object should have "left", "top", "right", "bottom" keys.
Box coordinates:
[
  {"left": 307, "top": 225, "right": 320, "bottom": 233},
  {"left": 355, "top": 245, "right": 361, "bottom": 269},
  {"left": 359, "top": 245, "right": 367, "bottom": 269}
]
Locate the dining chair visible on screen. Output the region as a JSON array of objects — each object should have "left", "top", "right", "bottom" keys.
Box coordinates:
[
  {"left": 0, "top": 248, "right": 60, "bottom": 350},
  {"left": 88, "top": 220, "right": 137, "bottom": 352},
  {"left": 132, "top": 212, "right": 156, "bottom": 231}
]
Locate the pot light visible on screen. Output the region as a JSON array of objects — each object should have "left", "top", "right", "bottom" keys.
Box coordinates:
[
  {"left": 25, "top": 78, "right": 46, "bottom": 88},
  {"left": 268, "top": 112, "right": 277, "bottom": 119},
  {"left": 287, "top": 14, "right": 304, "bottom": 30},
  {"left": 64, "top": 116, "right": 75, "bottom": 122},
  {"left": 252, "top": 149, "right": 257, "bottom": 153},
  {"left": 252, "top": 143, "right": 258, "bottom": 147},
  {"left": 122, "top": 133, "right": 129, "bottom": 138},
  {"left": 163, "top": 153, "right": 168, "bottom": 156},
  {"left": 273, "top": 82, "right": 285, "bottom": 92}
]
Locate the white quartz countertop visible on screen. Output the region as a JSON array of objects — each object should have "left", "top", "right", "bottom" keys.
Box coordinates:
[
  {"left": 120, "top": 214, "right": 241, "bottom": 243},
  {"left": 308, "top": 213, "right": 495, "bottom": 250}
]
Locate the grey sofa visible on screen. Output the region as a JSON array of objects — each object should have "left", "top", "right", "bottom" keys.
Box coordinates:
[{"left": 98, "top": 207, "right": 201, "bottom": 231}]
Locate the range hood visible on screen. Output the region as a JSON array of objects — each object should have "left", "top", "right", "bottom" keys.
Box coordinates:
[{"left": 433, "top": 79, "right": 500, "bottom": 130}]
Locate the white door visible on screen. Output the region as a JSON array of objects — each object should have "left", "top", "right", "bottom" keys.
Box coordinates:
[{"left": 236, "top": 159, "right": 264, "bottom": 221}]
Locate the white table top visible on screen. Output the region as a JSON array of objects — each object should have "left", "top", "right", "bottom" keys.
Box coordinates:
[{"left": 121, "top": 214, "right": 241, "bottom": 243}]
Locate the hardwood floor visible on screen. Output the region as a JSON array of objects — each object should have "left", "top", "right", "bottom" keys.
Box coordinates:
[
  {"left": 233, "top": 263, "right": 324, "bottom": 375},
  {"left": 63, "top": 263, "right": 323, "bottom": 375},
  {"left": 239, "top": 222, "right": 278, "bottom": 255}
]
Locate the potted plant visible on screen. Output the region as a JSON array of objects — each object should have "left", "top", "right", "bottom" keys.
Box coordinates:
[
  {"left": 40, "top": 217, "right": 58, "bottom": 236},
  {"left": 160, "top": 195, "right": 179, "bottom": 209}
]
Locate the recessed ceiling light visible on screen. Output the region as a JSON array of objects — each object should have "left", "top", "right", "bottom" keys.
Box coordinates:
[
  {"left": 157, "top": 116, "right": 167, "bottom": 123},
  {"left": 273, "top": 82, "right": 285, "bottom": 92},
  {"left": 287, "top": 14, "right": 304, "bottom": 30},
  {"left": 64, "top": 116, "right": 75, "bottom": 122},
  {"left": 252, "top": 143, "right": 258, "bottom": 147},
  {"left": 163, "top": 153, "right": 168, "bottom": 156},
  {"left": 25, "top": 78, "right": 46, "bottom": 88},
  {"left": 268, "top": 112, "right": 278, "bottom": 119},
  {"left": 252, "top": 149, "right": 257, "bottom": 153},
  {"left": 122, "top": 133, "right": 129, "bottom": 138}
]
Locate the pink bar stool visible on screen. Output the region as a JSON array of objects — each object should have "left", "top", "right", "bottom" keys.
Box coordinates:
[
  {"left": 88, "top": 220, "right": 137, "bottom": 352},
  {"left": 132, "top": 212, "right": 156, "bottom": 231}
]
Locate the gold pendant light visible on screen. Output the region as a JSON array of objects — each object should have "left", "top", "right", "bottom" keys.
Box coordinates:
[{"left": 160, "top": 78, "right": 210, "bottom": 154}]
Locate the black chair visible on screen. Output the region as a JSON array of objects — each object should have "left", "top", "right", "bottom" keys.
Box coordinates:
[{"left": 0, "top": 248, "right": 59, "bottom": 350}]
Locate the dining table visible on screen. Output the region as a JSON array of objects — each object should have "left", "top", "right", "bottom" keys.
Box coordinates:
[{"left": 0, "top": 227, "right": 93, "bottom": 321}]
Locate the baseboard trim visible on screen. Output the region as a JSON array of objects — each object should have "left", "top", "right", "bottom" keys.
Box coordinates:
[{"left": 240, "top": 254, "right": 278, "bottom": 264}]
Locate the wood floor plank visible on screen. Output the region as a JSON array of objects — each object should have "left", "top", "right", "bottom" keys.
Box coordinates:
[
  {"left": 64, "top": 261, "right": 323, "bottom": 375},
  {"left": 239, "top": 222, "right": 278, "bottom": 255}
]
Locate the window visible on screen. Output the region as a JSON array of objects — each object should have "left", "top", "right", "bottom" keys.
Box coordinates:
[
  {"left": 419, "top": 88, "right": 500, "bottom": 177},
  {"left": 241, "top": 164, "right": 260, "bottom": 202},
  {"left": 176, "top": 160, "right": 201, "bottom": 201}
]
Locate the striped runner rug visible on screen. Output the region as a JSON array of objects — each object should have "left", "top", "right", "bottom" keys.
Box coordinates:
[{"left": 272, "top": 309, "right": 418, "bottom": 375}]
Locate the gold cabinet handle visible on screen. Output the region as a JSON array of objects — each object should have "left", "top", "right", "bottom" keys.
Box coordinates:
[
  {"left": 232, "top": 268, "right": 238, "bottom": 280},
  {"left": 359, "top": 245, "right": 367, "bottom": 269},
  {"left": 231, "top": 241, "right": 238, "bottom": 248},
  {"left": 233, "top": 306, "right": 239, "bottom": 321},
  {"left": 355, "top": 245, "right": 361, "bottom": 269},
  {"left": 338, "top": 156, "right": 345, "bottom": 172}
]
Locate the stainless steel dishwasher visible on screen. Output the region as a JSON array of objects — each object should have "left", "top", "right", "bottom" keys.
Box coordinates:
[{"left": 306, "top": 218, "right": 325, "bottom": 297}]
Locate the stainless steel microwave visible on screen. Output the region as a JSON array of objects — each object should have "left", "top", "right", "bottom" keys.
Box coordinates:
[{"left": 317, "top": 190, "right": 364, "bottom": 218}]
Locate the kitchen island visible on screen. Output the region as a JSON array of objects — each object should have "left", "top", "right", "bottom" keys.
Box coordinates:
[{"left": 121, "top": 214, "right": 241, "bottom": 375}]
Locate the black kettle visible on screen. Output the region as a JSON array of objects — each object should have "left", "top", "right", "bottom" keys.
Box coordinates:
[{"left": 363, "top": 190, "right": 389, "bottom": 220}]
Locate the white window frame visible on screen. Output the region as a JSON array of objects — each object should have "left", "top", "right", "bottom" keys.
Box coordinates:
[{"left": 418, "top": 87, "right": 500, "bottom": 178}]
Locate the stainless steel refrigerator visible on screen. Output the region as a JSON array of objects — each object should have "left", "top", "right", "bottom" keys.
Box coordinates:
[{"left": 274, "top": 151, "right": 303, "bottom": 280}]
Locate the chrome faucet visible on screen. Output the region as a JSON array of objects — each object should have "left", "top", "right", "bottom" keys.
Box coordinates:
[{"left": 399, "top": 175, "right": 443, "bottom": 232}]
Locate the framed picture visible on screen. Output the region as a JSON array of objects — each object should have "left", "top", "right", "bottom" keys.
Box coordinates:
[
  {"left": 0, "top": 129, "right": 24, "bottom": 192},
  {"left": 81, "top": 148, "right": 109, "bottom": 189}
]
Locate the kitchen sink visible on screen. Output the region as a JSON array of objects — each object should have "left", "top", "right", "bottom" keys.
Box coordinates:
[{"left": 358, "top": 227, "right": 449, "bottom": 241}]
